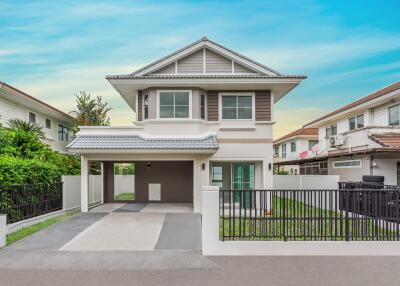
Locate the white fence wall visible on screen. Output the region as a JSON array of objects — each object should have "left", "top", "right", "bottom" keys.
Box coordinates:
[
  {"left": 114, "top": 175, "right": 135, "bottom": 195},
  {"left": 273, "top": 175, "right": 340, "bottom": 190},
  {"left": 202, "top": 186, "right": 400, "bottom": 256},
  {"left": 62, "top": 175, "right": 103, "bottom": 210}
]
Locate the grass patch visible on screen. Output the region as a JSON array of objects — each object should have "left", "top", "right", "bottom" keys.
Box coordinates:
[
  {"left": 114, "top": 192, "right": 135, "bottom": 200},
  {"left": 6, "top": 210, "right": 80, "bottom": 246},
  {"left": 220, "top": 196, "right": 397, "bottom": 241}
]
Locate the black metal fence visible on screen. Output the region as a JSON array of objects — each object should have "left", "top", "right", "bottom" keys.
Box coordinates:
[
  {"left": 0, "top": 182, "right": 63, "bottom": 224},
  {"left": 220, "top": 189, "right": 400, "bottom": 241}
]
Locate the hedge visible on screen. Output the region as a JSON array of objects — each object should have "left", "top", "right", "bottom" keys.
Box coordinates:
[{"left": 0, "top": 157, "right": 62, "bottom": 185}]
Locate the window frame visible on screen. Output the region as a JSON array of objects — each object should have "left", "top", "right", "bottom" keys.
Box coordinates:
[
  {"left": 58, "top": 124, "right": 69, "bottom": 141},
  {"left": 332, "top": 159, "right": 362, "bottom": 169},
  {"left": 308, "top": 139, "right": 319, "bottom": 150},
  {"left": 349, "top": 114, "right": 364, "bottom": 130},
  {"left": 325, "top": 124, "right": 337, "bottom": 139},
  {"left": 274, "top": 146, "right": 279, "bottom": 157},
  {"left": 200, "top": 93, "right": 207, "bottom": 120},
  {"left": 28, "top": 112, "right": 36, "bottom": 123},
  {"left": 388, "top": 104, "right": 400, "bottom": 126},
  {"left": 156, "top": 90, "right": 192, "bottom": 120},
  {"left": 143, "top": 94, "right": 149, "bottom": 120},
  {"left": 281, "top": 144, "right": 287, "bottom": 159},
  {"left": 45, "top": 118, "right": 52, "bottom": 129},
  {"left": 218, "top": 92, "right": 255, "bottom": 121},
  {"left": 290, "top": 141, "right": 296, "bottom": 153}
]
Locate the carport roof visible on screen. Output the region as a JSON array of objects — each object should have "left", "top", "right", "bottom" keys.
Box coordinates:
[{"left": 67, "top": 134, "right": 219, "bottom": 151}]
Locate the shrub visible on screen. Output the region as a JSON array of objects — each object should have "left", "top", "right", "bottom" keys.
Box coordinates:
[{"left": 0, "top": 157, "right": 61, "bottom": 185}]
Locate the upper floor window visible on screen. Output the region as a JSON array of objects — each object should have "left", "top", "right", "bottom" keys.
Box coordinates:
[
  {"left": 290, "top": 142, "right": 296, "bottom": 152},
  {"left": 159, "top": 91, "right": 190, "bottom": 119},
  {"left": 325, "top": 124, "right": 337, "bottom": 138},
  {"left": 29, "top": 112, "right": 36, "bottom": 123},
  {"left": 274, "top": 146, "right": 279, "bottom": 157},
  {"left": 308, "top": 139, "right": 319, "bottom": 150},
  {"left": 221, "top": 95, "right": 253, "bottom": 120},
  {"left": 58, "top": 124, "right": 69, "bottom": 141},
  {"left": 389, "top": 105, "right": 400, "bottom": 126},
  {"left": 45, "top": 118, "right": 51, "bottom": 129},
  {"left": 144, "top": 94, "right": 149, "bottom": 120},
  {"left": 349, "top": 114, "right": 364, "bottom": 130},
  {"left": 200, "top": 94, "right": 206, "bottom": 119},
  {"left": 282, "top": 144, "right": 287, "bottom": 159}
]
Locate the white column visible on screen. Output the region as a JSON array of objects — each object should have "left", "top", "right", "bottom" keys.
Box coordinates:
[
  {"left": 100, "top": 162, "right": 104, "bottom": 204},
  {"left": 262, "top": 159, "right": 271, "bottom": 211},
  {"left": 81, "top": 155, "right": 89, "bottom": 212},
  {"left": 0, "top": 214, "right": 6, "bottom": 248}
]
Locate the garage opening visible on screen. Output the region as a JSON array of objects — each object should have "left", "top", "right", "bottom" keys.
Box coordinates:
[{"left": 104, "top": 161, "right": 193, "bottom": 204}]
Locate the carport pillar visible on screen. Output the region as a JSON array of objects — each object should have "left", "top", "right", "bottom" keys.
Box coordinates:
[{"left": 81, "top": 155, "right": 89, "bottom": 213}]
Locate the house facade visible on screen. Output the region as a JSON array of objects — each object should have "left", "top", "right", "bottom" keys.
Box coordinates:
[
  {"left": 0, "top": 81, "right": 73, "bottom": 154},
  {"left": 277, "top": 82, "right": 400, "bottom": 184},
  {"left": 273, "top": 128, "right": 318, "bottom": 174},
  {"left": 67, "top": 37, "right": 306, "bottom": 213}
]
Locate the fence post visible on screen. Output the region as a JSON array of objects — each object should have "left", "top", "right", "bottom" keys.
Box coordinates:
[
  {"left": 345, "top": 190, "right": 350, "bottom": 241},
  {"left": 0, "top": 214, "right": 6, "bottom": 248}
]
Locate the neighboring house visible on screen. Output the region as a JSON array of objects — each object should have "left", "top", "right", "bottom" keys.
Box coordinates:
[
  {"left": 276, "top": 81, "right": 400, "bottom": 184},
  {"left": 67, "top": 37, "right": 306, "bottom": 213},
  {"left": 0, "top": 81, "right": 73, "bottom": 154},
  {"left": 273, "top": 128, "right": 318, "bottom": 174}
]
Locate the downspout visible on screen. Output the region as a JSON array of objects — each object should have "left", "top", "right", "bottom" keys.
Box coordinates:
[{"left": 369, "top": 154, "right": 374, "bottom": 176}]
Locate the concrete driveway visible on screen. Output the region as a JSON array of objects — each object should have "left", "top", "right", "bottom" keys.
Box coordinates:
[{"left": 0, "top": 203, "right": 213, "bottom": 271}]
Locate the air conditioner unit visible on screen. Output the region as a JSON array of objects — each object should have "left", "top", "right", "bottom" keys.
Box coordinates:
[{"left": 329, "top": 135, "right": 344, "bottom": 147}]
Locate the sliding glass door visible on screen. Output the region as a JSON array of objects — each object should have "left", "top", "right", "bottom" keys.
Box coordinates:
[{"left": 232, "top": 162, "right": 255, "bottom": 208}]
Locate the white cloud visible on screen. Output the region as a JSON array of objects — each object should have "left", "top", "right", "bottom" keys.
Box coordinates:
[
  {"left": 10, "top": 62, "right": 139, "bottom": 125},
  {"left": 245, "top": 34, "right": 400, "bottom": 72}
]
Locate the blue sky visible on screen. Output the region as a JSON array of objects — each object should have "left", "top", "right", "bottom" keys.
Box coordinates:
[{"left": 0, "top": 0, "right": 399, "bottom": 137}]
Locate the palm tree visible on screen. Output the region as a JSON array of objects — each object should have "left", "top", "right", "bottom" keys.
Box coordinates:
[
  {"left": 7, "top": 118, "right": 45, "bottom": 139},
  {"left": 69, "top": 91, "right": 112, "bottom": 126}
]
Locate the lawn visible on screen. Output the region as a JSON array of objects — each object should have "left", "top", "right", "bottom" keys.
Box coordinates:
[
  {"left": 114, "top": 192, "right": 135, "bottom": 200},
  {"left": 6, "top": 210, "right": 80, "bottom": 246},
  {"left": 220, "top": 196, "right": 398, "bottom": 241}
]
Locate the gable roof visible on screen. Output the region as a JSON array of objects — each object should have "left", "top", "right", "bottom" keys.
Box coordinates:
[
  {"left": 273, "top": 128, "right": 318, "bottom": 144},
  {"left": 0, "top": 81, "right": 74, "bottom": 122},
  {"left": 304, "top": 81, "right": 400, "bottom": 127},
  {"left": 106, "top": 37, "right": 306, "bottom": 79}
]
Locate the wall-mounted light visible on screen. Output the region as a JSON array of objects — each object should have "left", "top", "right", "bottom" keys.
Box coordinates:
[
  {"left": 147, "top": 163, "right": 152, "bottom": 169},
  {"left": 268, "top": 163, "right": 272, "bottom": 171},
  {"left": 202, "top": 163, "right": 205, "bottom": 170}
]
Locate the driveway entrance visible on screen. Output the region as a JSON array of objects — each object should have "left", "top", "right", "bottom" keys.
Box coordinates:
[{"left": 60, "top": 203, "right": 200, "bottom": 251}]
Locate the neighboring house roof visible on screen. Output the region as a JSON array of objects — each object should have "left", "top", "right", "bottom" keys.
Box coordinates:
[
  {"left": 273, "top": 128, "right": 318, "bottom": 144},
  {"left": 369, "top": 134, "right": 400, "bottom": 149},
  {"left": 304, "top": 81, "right": 400, "bottom": 127},
  {"left": 67, "top": 135, "right": 219, "bottom": 150},
  {"left": 0, "top": 81, "right": 74, "bottom": 122}
]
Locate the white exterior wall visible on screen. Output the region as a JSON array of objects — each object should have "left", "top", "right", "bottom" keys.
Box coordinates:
[
  {"left": 372, "top": 158, "right": 399, "bottom": 185},
  {"left": 62, "top": 175, "right": 103, "bottom": 210},
  {"left": 0, "top": 96, "right": 71, "bottom": 153},
  {"left": 273, "top": 175, "right": 340, "bottom": 189}
]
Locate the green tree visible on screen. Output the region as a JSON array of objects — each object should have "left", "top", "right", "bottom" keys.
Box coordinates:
[
  {"left": 7, "top": 118, "right": 45, "bottom": 139},
  {"left": 69, "top": 91, "right": 112, "bottom": 127}
]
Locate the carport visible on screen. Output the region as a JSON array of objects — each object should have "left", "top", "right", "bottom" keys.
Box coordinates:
[{"left": 66, "top": 131, "right": 219, "bottom": 213}]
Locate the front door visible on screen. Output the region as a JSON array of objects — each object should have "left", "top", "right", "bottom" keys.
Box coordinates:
[{"left": 232, "top": 162, "right": 255, "bottom": 208}]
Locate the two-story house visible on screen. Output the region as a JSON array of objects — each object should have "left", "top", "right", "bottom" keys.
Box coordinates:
[
  {"left": 67, "top": 37, "right": 306, "bottom": 213},
  {"left": 278, "top": 82, "right": 400, "bottom": 184},
  {"left": 273, "top": 128, "right": 318, "bottom": 174},
  {"left": 0, "top": 81, "right": 73, "bottom": 153}
]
